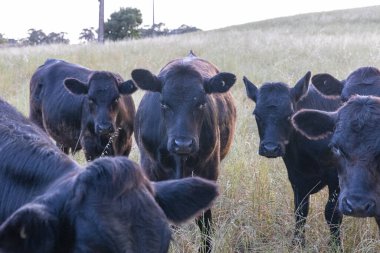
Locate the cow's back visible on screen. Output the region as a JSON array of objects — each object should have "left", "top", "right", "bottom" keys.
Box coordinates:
[
  {"left": 29, "top": 59, "right": 91, "bottom": 147},
  {"left": 0, "top": 98, "right": 78, "bottom": 222}
]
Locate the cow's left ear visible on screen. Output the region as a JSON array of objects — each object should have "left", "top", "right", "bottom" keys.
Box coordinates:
[
  {"left": 64, "top": 78, "right": 89, "bottom": 95},
  {"left": 131, "top": 69, "right": 163, "bottom": 92},
  {"left": 204, "top": 72, "right": 236, "bottom": 94},
  {"left": 292, "top": 109, "right": 337, "bottom": 140},
  {"left": 290, "top": 71, "right": 311, "bottom": 102},
  {"left": 0, "top": 204, "right": 59, "bottom": 253},
  {"left": 118, "top": 80, "right": 138, "bottom": 95}
]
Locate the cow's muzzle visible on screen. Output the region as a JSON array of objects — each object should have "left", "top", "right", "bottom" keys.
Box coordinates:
[
  {"left": 259, "top": 142, "right": 284, "bottom": 158},
  {"left": 95, "top": 123, "right": 115, "bottom": 136},
  {"left": 170, "top": 137, "right": 195, "bottom": 155},
  {"left": 340, "top": 195, "right": 376, "bottom": 217}
]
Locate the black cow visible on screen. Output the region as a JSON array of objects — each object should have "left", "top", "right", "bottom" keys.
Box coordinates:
[
  {"left": 292, "top": 95, "right": 380, "bottom": 228},
  {"left": 0, "top": 97, "right": 219, "bottom": 253},
  {"left": 243, "top": 73, "right": 343, "bottom": 246},
  {"left": 312, "top": 66, "right": 380, "bottom": 101},
  {"left": 130, "top": 51, "right": 237, "bottom": 252},
  {"left": 29, "top": 59, "right": 137, "bottom": 161}
]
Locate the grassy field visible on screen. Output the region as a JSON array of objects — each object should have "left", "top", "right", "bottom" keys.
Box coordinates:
[{"left": 1, "top": 5, "right": 380, "bottom": 253}]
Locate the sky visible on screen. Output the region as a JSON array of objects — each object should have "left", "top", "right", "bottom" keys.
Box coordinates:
[{"left": 0, "top": 0, "right": 379, "bottom": 44}]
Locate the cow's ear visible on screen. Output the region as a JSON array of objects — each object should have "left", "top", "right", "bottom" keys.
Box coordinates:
[
  {"left": 243, "top": 76, "right": 258, "bottom": 102},
  {"left": 131, "top": 69, "right": 162, "bottom": 92},
  {"left": 118, "top": 80, "right": 138, "bottom": 95},
  {"left": 153, "top": 177, "right": 218, "bottom": 224},
  {"left": 312, "top": 73, "right": 344, "bottom": 96},
  {"left": 204, "top": 72, "right": 236, "bottom": 94},
  {"left": 291, "top": 71, "right": 311, "bottom": 102},
  {"left": 64, "top": 78, "right": 89, "bottom": 95},
  {"left": 0, "top": 204, "right": 59, "bottom": 252},
  {"left": 292, "top": 109, "right": 337, "bottom": 140}
]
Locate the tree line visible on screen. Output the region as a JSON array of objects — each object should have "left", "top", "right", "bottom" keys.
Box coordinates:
[{"left": 0, "top": 7, "right": 200, "bottom": 47}]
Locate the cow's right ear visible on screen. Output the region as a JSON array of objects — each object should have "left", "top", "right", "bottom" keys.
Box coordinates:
[
  {"left": 292, "top": 109, "right": 337, "bottom": 140},
  {"left": 153, "top": 177, "right": 219, "bottom": 224},
  {"left": 0, "top": 204, "right": 59, "bottom": 253},
  {"left": 64, "top": 78, "right": 89, "bottom": 95},
  {"left": 131, "top": 69, "right": 162, "bottom": 92},
  {"left": 312, "top": 73, "right": 344, "bottom": 96},
  {"left": 243, "top": 76, "right": 258, "bottom": 102}
]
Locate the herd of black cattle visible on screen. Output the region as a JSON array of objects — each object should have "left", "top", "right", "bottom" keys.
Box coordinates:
[{"left": 0, "top": 50, "right": 379, "bottom": 252}]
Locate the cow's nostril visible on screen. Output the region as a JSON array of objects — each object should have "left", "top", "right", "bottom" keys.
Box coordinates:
[
  {"left": 175, "top": 139, "right": 193, "bottom": 148},
  {"left": 173, "top": 138, "right": 193, "bottom": 154},
  {"left": 365, "top": 200, "right": 376, "bottom": 213}
]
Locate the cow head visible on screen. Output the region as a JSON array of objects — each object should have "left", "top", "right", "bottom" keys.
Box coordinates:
[
  {"left": 64, "top": 71, "right": 137, "bottom": 136},
  {"left": 0, "top": 157, "right": 218, "bottom": 253},
  {"left": 292, "top": 95, "right": 380, "bottom": 218},
  {"left": 131, "top": 65, "right": 236, "bottom": 157},
  {"left": 312, "top": 66, "right": 380, "bottom": 102},
  {"left": 243, "top": 72, "right": 311, "bottom": 158}
]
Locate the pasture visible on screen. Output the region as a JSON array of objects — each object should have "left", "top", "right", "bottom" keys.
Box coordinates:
[{"left": 1, "top": 6, "right": 380, "bottom": 252}]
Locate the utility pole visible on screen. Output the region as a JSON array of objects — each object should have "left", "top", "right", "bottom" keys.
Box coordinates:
[
  {"left": 152, "top": 0, "right": 155, "bottom": 27},
  {"left": 98, "top": 0, "right": 104, "bottom": 43}
]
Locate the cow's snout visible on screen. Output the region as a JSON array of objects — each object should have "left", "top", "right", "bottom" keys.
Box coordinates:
[
  {"left": 172, "top": 137, "right": 195, "bottom": 155},
  {"left": 341, "top": 195, "right": 376, "bottom": 217},
  {"left": 95, "top": 123, "right": 115, "bottom": 135},
  {"left": 259, "top": 142, "right": 283, "bottom": 158}
]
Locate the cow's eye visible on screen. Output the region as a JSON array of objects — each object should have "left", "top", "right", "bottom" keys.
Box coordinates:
[
  {"left": 331, "top": 146, "right": 341, "bottom": 156},
  {"left": 160, "top": 103, "right": 169, "bottom": 110},
  {"left": 197, "top": 103, "right": 206, "bottom": 110},
  {"left": 112, "top": 97, "right": 120, "bottom": 106},
  {"left": 331, "top": 145, "right": 347, "bottom": 159},
  {"left": 88, "top": 99, "right": 96, "bottom": 106}
]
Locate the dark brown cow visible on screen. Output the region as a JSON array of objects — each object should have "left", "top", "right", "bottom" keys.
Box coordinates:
[
  {"left": 292, "top": 95, "right": 380, "bottom": 228},
  {"left": 0, "top": 97, "right": 218, "bottom": 253},
  {"left": 131, "top": 51, "right": 237, "bottom": 252},
  {"left": 29, "top": 59, "right": 137, "bottom": 161}
]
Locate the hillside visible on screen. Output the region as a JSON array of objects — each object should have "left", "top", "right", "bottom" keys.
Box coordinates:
[{"left": 0, "top": 5, "right": 379, "bottom": 252}]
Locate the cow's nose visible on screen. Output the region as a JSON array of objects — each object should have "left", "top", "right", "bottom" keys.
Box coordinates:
[
  {"left": 341, "top": 196, "right": 376, "bottom": 217},
  {"left": 260, "top": 142, "right": 282, "bottom": 158},
  {"left": 173, "top": 138, "right": 194, "bottom": 155},
  {"left": 96, "top": 123, "right": 114, "bottom": 135}
]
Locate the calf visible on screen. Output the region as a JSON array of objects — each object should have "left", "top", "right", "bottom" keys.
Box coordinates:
[
  {"left": 312, "top": 66, "right": 380, "bottom": 101},
  {"left": 131, "top": 51, "right": 237, "bottom": 252},
  {"left": 243, "top": 73, "right": 343, "bottom": 246},
  {"left": 0, "top": 97, "right": 218, "bottom": 253},
  {"left": 29, "top": 58, "right": 137, "bottom": 161},
  {"left": 292, "top": 95, "right": 380, "bottom": 228}
]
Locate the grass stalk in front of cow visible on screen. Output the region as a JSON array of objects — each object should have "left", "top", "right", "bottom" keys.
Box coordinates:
[{"left": 1, "top": 5, "right": 380, "bottom": 252}]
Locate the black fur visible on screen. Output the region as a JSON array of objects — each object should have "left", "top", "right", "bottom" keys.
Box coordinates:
[
  {"left": 0, "top": 97, "right": 218, "bottom": 253},
  {"left": 244, "top": 73, "right": 343, "bottom": 247}
]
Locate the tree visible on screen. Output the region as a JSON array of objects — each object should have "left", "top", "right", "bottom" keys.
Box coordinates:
[
  {"left": 79, "top": 27, "right": 96, "bottom": 43},
  {"left": 104, "top": 7, "right": 142, "bottom": 41},
  {"left": 26, "top": 29, "right": 47, "bottom": 45},
  {"left": 45, "top": 32, "right": 70, "bottom": 44},
  {"left": 0, "top": 33, "right": 7, "bottom": 44}
]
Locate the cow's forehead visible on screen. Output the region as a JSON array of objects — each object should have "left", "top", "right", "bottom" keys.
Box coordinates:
[
  {"left": 334, "top": 97, "right": 380, "bottom": 145},
  {"left": 256, "top": 83, "right": 292, "bottom": 109}
]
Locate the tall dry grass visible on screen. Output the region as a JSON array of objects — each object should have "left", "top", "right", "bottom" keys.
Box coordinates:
[{"left": 0, "top": 5, "right": 380, "bottom": 252}]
